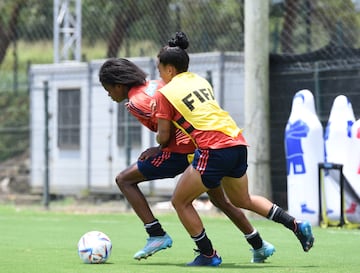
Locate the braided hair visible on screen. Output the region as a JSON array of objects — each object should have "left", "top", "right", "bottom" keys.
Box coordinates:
[{"left": 99, "top": 58, "right": 147, "bottom": 88}]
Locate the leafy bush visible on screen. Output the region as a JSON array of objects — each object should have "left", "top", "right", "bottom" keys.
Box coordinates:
[{"left": 0, "top": 92, "right": 29, "bottom": 162}]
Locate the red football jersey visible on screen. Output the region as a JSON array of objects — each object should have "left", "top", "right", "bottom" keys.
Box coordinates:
[{"left": 127, "top": 80, "right": 195, "bottom": 154}]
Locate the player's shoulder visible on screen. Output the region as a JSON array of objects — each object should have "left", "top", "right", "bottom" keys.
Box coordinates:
[{"left": 145, "top": 80, "right": 165, "bottom": 97}]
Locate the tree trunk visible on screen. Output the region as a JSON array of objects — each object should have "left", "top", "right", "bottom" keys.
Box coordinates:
[
  {"left": 106, "top": 4, "right": 141, "bottom": 58},
  {"left": 0, "top": 1, "right": 25, "bottom": 65},
  {"left": 106, "top": 14, "right": 127, "bottom": 58},
  {"left": 153, "top": 0, "right": 171, "bottom": 46},
  {"left": 280, "top": 0, "right": 300, "bottom": 54}
]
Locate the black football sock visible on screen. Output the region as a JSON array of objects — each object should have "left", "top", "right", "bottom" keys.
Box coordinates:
[
  {"left": 144, "top": 219, "right": 166, "bottom": 237},
  {"left": 267, "top": 204, "right": 296, "bottom": 231},
  {"left": 245, "top": 229, "right": 263, "bottom": 250},
  {"left": 191, "top": 229, "right": 214, "bottom": 256}
]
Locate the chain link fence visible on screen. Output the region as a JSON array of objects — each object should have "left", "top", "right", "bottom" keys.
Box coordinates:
[
  {"left": 2, "top": 0, "right": 360, "bottom": 93},
  {"left": 1, "top": 0, "right": 360, "bottom": 199}
]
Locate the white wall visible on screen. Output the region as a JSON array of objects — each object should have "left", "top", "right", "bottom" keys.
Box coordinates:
[
  {"left": 29, "top": 52, "right": 245, "bottom": 195},
  {"left": 29, "top": 62, "right": 89, "bottom": 193}
]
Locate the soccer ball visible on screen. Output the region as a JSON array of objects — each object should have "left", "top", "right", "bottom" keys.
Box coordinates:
[{"left": 77, "top": 231, "right": 112, "bottom": 264}]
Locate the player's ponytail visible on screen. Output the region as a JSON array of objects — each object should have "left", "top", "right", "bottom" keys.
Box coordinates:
[
  {"left": 158, "top": 32, "right": 190, "bottom": 73},
  {"left": 168, "top": 31, "right": 189, "bottom": 50}
]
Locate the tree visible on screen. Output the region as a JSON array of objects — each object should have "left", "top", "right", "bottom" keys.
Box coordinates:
[
  {"left": 0, "top": 0, "right": 26, "bottom": 66},
  {"left": 279, "top": 0, "right": 359, "bottom": 54},
  {"left": 106, "top": 2, "right": 142, "bottom": 58},
  {"left": 314, "top": 0, "right": 358, "bottom": 47},
  {"left": 280, "top": 0, "right": 300, "bottom": 54},
  {"left": 105, "top": 0, "right": 171, "bottom": 58}
]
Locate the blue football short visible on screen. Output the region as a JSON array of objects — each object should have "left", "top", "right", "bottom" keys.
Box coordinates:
[
  {"left": 137, "top": 151, "right": 192, "bottom": 180},
  {"left": 192, "top": 145, "right": 248, "bottom": 189}
]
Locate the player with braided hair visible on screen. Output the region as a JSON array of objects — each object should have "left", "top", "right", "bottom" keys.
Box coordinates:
[{"left": 99, "top": 57, "right": 275, "bottom": 263}]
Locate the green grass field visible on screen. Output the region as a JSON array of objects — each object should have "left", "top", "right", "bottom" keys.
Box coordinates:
[{"left": 0, "top": 204, "right": 359, "bottom": 273}]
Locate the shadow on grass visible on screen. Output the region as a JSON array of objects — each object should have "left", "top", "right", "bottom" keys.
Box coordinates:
[
  {"left": 218, "top": 263, "right": 318, "bottom": 269},
  {"left": 131, "top": 262, "right": 318, "bottom": 269}
]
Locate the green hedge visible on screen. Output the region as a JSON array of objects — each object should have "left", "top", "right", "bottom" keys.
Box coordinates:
[{"left": 0, "top": 92, "right": 29, "bottom": 162}]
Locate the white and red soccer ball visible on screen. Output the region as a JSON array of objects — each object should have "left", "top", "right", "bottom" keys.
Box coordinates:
[{"left": 77, "top": 231, "right": 112, "bottom": 264}]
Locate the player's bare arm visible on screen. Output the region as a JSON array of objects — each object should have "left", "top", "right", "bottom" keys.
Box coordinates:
[{"left": 156, "top": 118, "right": 172, "bottom": 148}]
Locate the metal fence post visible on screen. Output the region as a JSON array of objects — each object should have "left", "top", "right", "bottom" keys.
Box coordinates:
[{"left": 43, "top": 81, "right": 50, "bottom": 208}]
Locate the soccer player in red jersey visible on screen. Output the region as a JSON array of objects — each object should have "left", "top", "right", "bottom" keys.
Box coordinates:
[
  {"left": 99, "top": 58, "right": 275, "bottom": 263},
  {"left": 154, "top": 32, "right": 314, "bottom": 266}
]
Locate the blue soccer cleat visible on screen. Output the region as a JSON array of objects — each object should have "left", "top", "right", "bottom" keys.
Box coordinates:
[
  {"left": 133, "top": 233, "right": 173, "bottom": 260},
  {"left": 251, "top": 240, "right": 276, "bottom": 263},
  {"left": 187, "top": 250, "right": 222, "bottom": 266},
  {"left": 295, "top": 221, "right": 314, "bottom": 252}
]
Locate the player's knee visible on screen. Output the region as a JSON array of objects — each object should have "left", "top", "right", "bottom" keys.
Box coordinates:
[
  {"left": 171, "top": 196, "right": 183, "bottom": 210},
  {"left": 115, "top": 173, "right": 126, "bottom": 190},
  {"left": 170, "top": 196, "right": 178, "bottom": 209},
  {"left": 171, "top": 195, "right": 194, "bottom": 212}
]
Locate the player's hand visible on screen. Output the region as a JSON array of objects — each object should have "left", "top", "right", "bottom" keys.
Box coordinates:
[{"left": 138, "top": 146, "right": 161, "bottom": 160}]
